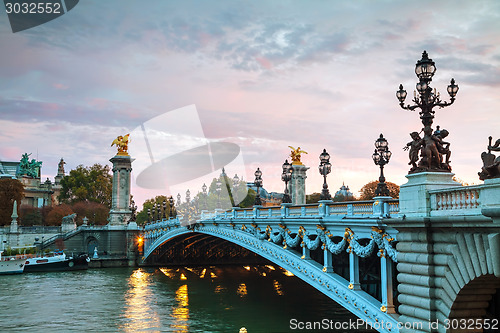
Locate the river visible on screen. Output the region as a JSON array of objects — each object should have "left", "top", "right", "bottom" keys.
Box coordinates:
[{"left": 0, "top": 265, "right": 374, "bottom": 332}]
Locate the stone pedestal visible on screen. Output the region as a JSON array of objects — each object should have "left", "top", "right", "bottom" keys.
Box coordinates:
[
  {"left": 481, "top": 178, "right": 500, "bottom": 222},
  {"left": 399, "top": 172, "right": 461, "bottom": 218},
  {"left": 108, "top": 155, "right": 134, "bottom": 226},
  {"left": 289, "top": 164, "right": 309, "bottom": 205}
]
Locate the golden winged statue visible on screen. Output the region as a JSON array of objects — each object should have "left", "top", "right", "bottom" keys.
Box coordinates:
[
  {"left": 288, "top": 146, "right": 307, "bottom": 165},
  {"left": 111, "top": 134, "right": 130, "bottom": 156}
]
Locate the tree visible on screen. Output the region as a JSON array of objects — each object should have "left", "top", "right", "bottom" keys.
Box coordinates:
[
  {"left": 0, "top": 178, "right": 24, "bottom": 226},
  {"left": 70, "top": 201, "right": 109, "bottom": 225},
  {"left": 19, "top": 205, "right": 43, "bottom": 226},
  {"left": 306, "top": 192, "right": 321, "bottom": 204},
  {"left": 137, "top": 195, "right": 171, "bottom": 225},
  {"left": 45, "top": 204, "right": 73, "bottom": 226},
  {"left": 358, "top": 181, "right": 400, "bottom": 200},
  {"left": 58, "top": 164, "right": 112, "bottom": 207}
]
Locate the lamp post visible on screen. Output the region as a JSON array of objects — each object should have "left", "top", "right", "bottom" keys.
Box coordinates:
[
  {"left": 162, "top": 200, "right": 167, "bottom": 219},
  {"left": 202, "top": 183, "right": 208, "bottom": 210},
  {"left": 281, "top": 160, "right": 293, "bottom": 203},
  {"left": 176, "top": 193, "right": 181, "bottom": 206},
  {"left": 186, "top": 189, "right": 191, "bottom": 204},
  {"left": 152, "top": 203, "right": 157, "bottom": 221},
  {"left": 318, "top": 149, "right": 332, "bottom": 200},
  {"left": 397, "top": 51, "right": 458, "bottom": 173},
  {"left": 168, "top": 196, "right": 174, "bottom": 218},
  {"left": 232, "top": 174, "right": 240, "bottom": 205},
  {"left": 372, "top": 134, "right": 392, "bottom": 197},
  {"left": 147, "top": 207, "right": 151, "bottom": 223},
  {"left": 216, "top": 179, "right": 222, "bottom": 209},
  {"left": 254, "top": 168, "right": 263, "bottom": 206}
]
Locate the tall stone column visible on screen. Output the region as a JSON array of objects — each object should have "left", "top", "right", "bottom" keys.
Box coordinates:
[
  {"left": 289, "top": 164, "right": 309, "bottom": 205},
  {"left": 108, "top": 155, "right": 134, "bottom": 226}
]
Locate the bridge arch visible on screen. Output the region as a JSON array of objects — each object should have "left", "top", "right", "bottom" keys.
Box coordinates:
[{"left": 143, "top": 223, "right": 400, "bottom": 332}]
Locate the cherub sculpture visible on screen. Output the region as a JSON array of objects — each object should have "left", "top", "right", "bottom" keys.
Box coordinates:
[
  {"left": 288, "top": 146, "right": 308, "bottom": 165},
  {"left": 434, "top": 126, "right": 451, "bottom": 170},
  {"left": 111, "top": 134, "right": 130, "bottom": 156},
  {"left": 479, "top": 136, "right": 500, "bottom": 180},
  {"left": 403, "top": 131, "right": 423, "bottom": 171}
]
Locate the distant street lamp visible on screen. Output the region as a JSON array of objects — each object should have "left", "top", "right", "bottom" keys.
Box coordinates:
[
  {"left": 176, "top": 193, "right": 181, "bottom": 206},
  {"left": 281, "top": 160, "right": 293, "bottom": 203},
  {"left": 162, "top": 200, "right": 167, "bottom": 219},
  {"left": 318, "top": 149, "right": 332, "bottom": 200},
  {"left": 147, "top": 207, "right": 151, "bottom": 223},
  {"left": 152, "top": 203, "right": 157, "bottom": 221},
  {"left": 202, "top": 183, "right": 208, "bottom": 210},
  {"left": 372, "top": 134, "right": 392, "bottom": 197},
  {"left": 254, "top": 168, "right": 263, "bottom": 206},
  {"left": 232, "top": 174, "right": 240, "bottom": 205},
  {"left": 216, "top": 179, "right": 222, "bottom": 209},
  {"left": 168, "top": 196, "right": 175, "bottom": 218},
  {"left": 186, "top": 189, "right": 191, "bottom": 204}
]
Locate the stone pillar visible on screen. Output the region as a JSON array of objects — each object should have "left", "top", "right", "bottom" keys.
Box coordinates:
[
  {"left": 9, "top": 200, "right": 18, "bottom": 233},
  {"left": 399, "top": 172, "right": 461, "bottom": 218},
  {"left": 289, "top": 164, "right": 309, "bottom": 205},
  {"left": 108, "top": 155, "right": 134, "bottom": 226}
]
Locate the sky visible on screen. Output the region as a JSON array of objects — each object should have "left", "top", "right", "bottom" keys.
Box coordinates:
[{"left": 1, "top": 0, "right": 499, "bottom": 209}]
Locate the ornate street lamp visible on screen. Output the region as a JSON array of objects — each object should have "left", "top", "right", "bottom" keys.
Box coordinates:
[
  {"left": 201, "top": 183, "right": 208, "bottom": 210},
  {"left": 397, "top": 51, "right": 458, "bottom": 173},
  {"left": 232, "top": 174, "right": 240, "bottom": 205},
  {"left": 254, "top": 168, "right": 263, "bottom": 206},
  {"left": 147, "top": 207, "right": 151, "bottom": 223},
  {"left": 318, "top": 149, "right": 332, "bottom": 200},
  {"left": 186, "top": 189, "right": 191, "bottom": 204},
  {"left": 168, "top": 196, "right": 175, "bottom": 218},
  {"left": 281, "top": 160, "right": 293, "bottom": 203},
  {"left": 152, "top": 203, "right": 157, "bottom": 221},
  {"left": 176, "top": 193, "right": 181, "bottom": 206},
  {"left": 216, "top": 179, "right": 222, "bottom": 209},
  {"left": 156, "top": 202, "right": 161, "bottom": 220},
  {"left": 162, "top": 200, "right": 167, "bottom": 219},
  {"left": 372, "top": 134, "right": 392, "bottom": 197}
]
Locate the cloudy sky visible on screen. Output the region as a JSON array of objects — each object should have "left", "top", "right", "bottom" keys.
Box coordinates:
[{"left": 1, "top": 0, "right": 499, "bottom": 208}]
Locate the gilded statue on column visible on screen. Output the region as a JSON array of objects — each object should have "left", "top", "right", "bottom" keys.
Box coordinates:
[
  {"left": 111, "top": 134, "right": 130, "bottom": 156},
  {"left": 288, "top": 146, "right": 307, "bottom": 165}
]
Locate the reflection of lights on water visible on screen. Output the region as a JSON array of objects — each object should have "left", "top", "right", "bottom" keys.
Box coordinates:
[
  {"left": 259, "top": 271, "right": 267, "bottom": 277},
  {"left": 243, "top": 266, "right": 251, "bottom": 271},
  {"left": 214, "top": 285, "right": 227, "bottom": 293},
  {"left": 160, "top": 267, "right": 176, "bottom": 278},
  {"left": 237, "top": 283, "right": 247, "bottom": 297},
  {"left": 210, "top": 272, "right": 217, "bottom": 278},
  {"left": 283, "top": 270, "right": 294, "bottom": 277},
  {"left": 200, "top": 268, "right": 206, "bottom": 278},
  {"left": 121, "top": 269, "right": 161, "bottom": 332},
  {"left": 171, "top": 284, "right": 189, "bottom": 332},
  {"left": 180, "top": 273, "right": 187, "bottom": 280},
  {"left": 265, "top": 265, "right": 275, "bottom": 270},
  {"left": 273, "top": 280, "right": 284, "bottom": 296}
]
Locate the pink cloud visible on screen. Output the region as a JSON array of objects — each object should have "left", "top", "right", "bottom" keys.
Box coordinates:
[
  {"left": 256, "top": 57, "right": 272, "bottom": 70},
  {"left": 53, "top": 83, "right": 69, "bottom": 90}
]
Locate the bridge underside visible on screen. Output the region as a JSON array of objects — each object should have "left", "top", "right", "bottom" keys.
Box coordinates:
[{"left": 144, "top": 232, "right": 269, "bottom": 266}]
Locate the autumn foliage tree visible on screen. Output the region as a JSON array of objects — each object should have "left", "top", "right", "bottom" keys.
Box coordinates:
[
  {"left": 71, "top": 201, "right": 109, "bottom": 225},
  {"left": 58, "top": 164, "right": 112, "bottom": 207},
  {"left": 358, "top": 180, "right": 400, "bottom": 200},
  {"left": 45, "top": 204, "right": 74, "bottom": 226},
  {"left": 0, "top": 178, "right": 24, "bottom": 226}
]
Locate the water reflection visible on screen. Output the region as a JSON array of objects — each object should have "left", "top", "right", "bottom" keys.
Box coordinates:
[
  {"left": 121, "top": 269, "right": 161, "bottom": 332},
  {"left": 171, "top": 284, "right": 189, "bottom": 332},
  {"left": 237, "top": 283, "right": 248, "bottom": 297}
]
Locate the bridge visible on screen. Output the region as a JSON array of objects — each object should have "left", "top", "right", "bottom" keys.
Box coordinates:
[{"left": 143, "top": 174, "right": 500, "bottom": 333}]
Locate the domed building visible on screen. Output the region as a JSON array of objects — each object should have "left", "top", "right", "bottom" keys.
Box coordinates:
[{"left": 333, "top": 182, "right": 355, "bottom": 202}]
